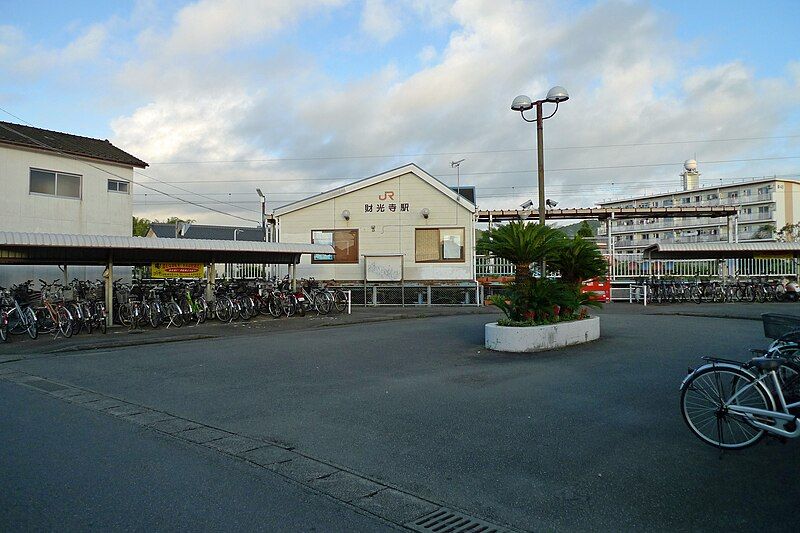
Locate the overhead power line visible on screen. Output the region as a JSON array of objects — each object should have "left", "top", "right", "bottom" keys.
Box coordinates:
[
  {"left": 149, "top": 134, "right": 800, "bottom": 165},
  {"left": 132, "top": 156, "right": 800, "bottom": 186},
  {"left": 0, "top": 108, "right": 259, "bottom": 223}
]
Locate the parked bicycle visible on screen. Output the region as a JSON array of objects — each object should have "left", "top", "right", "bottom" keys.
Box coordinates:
[{"left": 680, "top": 313, "right": 800, "bottom": 449}]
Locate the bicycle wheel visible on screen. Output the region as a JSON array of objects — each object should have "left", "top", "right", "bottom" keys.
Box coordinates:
[
  {"left": 690, "top": 287, "right": 702, "bottom": 305},
  {"left": 82, "top": 303, "right": 94, "bottom": 334},
  {"left": 118, "top": 303, "right": 132, "bottom": 327},
  {"left": 147, "top": 302, "right": 161, "bottom": 328},
  {"left": 196, "top": 297, "right": 208, "bottom": 323},
  {"left": 282, "top": 294, "right": 296, "bottom": 317},
  {"left": 313, "top": 293, "right": 330, "bottom": 315},
  {"left": 96, "top": 302, "right": 108, "bottom": 334},
  {"left": 681, "top": 366, "right": 774, "bottom": 449},
  {"left": 215, "top": 299, "right": 233, "bottom": 323},
  {"left": 166, "top": 301, "right": 184, "bottom": 328},
  {"left": 0, "top": 311, "right": 7, "bottom": 342},
  {"left": 239, "top": 297, "right": 253, "bottom": 320},
  {"left": 24, "top": 306, "right": 38, "bottom": 339},
  {"left": 268, "top": 294, "right": 282, "bottom": 318},
  {"left": 34, "top": 307, "right": 54, "bottom": 334},
  {"left": 333, "top": 290, "right": 348, "bottom": 313},
  {"left": 776, "top": 361, "right": 800, "bottom": 406},
  {"left": 57, "top": 306, "right": 73, "bottom": 338}
]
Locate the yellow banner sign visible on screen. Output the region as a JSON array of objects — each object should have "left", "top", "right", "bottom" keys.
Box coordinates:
[
  {"left": 151, "top": 262, "right": 205, "bottom": 278},
  {"left": 753, "top": 254, "right": 793, "bottom": 260}
]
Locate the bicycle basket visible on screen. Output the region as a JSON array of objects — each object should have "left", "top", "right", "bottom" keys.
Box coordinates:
[{"left": 762, "top": 313, "right": 800, "bottom": 340}]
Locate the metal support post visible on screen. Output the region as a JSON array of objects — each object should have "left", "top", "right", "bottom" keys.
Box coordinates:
[
  {"left": 206, "top": 263, "right": 216, "bottom": 301},
  {"left": 104, "top": 255, "right": 113, "bottom": 327},
  {"left": 535, "top": 100, "right": 546, "bottom": 277},
  {"left": 290, "top": 262, "right": 297, "bottom": 291}
]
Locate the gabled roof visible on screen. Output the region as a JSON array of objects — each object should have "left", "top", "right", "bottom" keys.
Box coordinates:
[
  {"left": 148, "top": 223, "right": 264, "bottom": 241},
  {"left": 273, "top": 163, "right": 477, "bottom": 217},
  {"left": 0, "top": 121, "right": 148, "bottom": 168}
]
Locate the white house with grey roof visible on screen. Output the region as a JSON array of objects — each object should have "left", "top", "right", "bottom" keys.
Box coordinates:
[{"left": 0, "top": 121, "right": 147, "bottom": 285}]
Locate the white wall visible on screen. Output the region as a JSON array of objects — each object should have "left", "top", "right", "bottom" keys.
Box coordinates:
[
  {"left": 0, "top": 144, "right": 133, "bottom": 236},
  {"left": 0, "top": 144, "right": 135, "bottom": 286},
  {"left": 277, "top": 171, "right": 475, "bottom": 282}
]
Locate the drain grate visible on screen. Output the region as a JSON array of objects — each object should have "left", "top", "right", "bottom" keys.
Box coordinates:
[{"left": 406, "top": 508, "right": 510, "bottom": 533}]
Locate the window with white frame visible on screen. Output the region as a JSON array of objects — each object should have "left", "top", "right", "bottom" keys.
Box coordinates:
[
  {"left": 107, "top": 179, "right": 130, "bottom": 193},
  {"left": 29, "top": 168, "right": 81, "bottom": 199}
]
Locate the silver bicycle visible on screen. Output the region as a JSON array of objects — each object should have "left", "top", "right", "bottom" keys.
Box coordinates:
[{"left": 681, "top": 355, "right": 800, "bottom": 449}]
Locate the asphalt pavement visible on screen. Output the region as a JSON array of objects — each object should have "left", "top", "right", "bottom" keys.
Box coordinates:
[
  {"left": 3, "top": 303, "right": 800, "bottom": 531},
  {"left": 0, "top": 380, "right": 391, "bottom": 532}
]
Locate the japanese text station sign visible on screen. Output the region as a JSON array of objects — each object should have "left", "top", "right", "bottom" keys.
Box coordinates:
[
  {"left": 151, "top": 262, "right": 205, "bottom": 278},
  {"left": 364, "top": 191, "right": 409, "bottom": 214}
]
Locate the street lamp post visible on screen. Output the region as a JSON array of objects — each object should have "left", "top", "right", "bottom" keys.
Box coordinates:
[
  {"left": 256, "top": 188, "right": 268, "bottom": 280},
  {"left": 256, "top": 188, "right": 266, "bottom": 242},
  {"left": 511, "top": 85, "right": 569, "bottom": 276}
]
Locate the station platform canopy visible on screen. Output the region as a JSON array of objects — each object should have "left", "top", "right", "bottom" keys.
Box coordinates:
[
  {"left": 476, "top": 206, "right": 739, "bottom": 222},
  {"left": 642, "top": 242, "right": 800, "bottom": 260},
  {"left": 0, "top": 232, "right": 333, "bottom": 266}
]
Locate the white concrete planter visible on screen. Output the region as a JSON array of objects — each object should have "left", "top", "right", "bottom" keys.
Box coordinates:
[{"left": 485, "top": 316, "right": 600, "bottom": 353}]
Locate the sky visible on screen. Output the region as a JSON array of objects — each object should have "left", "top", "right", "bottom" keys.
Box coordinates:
[{"left": 1, "top": 0, "right": 799, "bottom": 226}]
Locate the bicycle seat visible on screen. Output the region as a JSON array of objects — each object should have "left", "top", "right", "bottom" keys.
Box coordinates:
[{"left": 748, "top": 356, "right": 786, "bottom": 372}]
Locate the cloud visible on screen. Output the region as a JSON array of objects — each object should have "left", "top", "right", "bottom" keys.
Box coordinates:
[
  {"left": 418, "top": 45, "right": 437, "bottom": 64},
  {"left": 8, "top": 0, "right": 799, "bottom": 223},
  {"left": 151, "top": 0, "right": 345, "bottom": 57},
  {"left": 360, "top": 0, "right": 403, "bottom": 44},
  {"left": 0, "top": 22, "right": 110, "bottom": 78}
]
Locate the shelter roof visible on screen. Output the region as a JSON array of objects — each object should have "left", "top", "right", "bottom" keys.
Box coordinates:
[{"left": 0, "top": 232, "right": 331, "bottom": 266}]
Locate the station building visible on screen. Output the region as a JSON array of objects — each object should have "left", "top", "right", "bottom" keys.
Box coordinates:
[{"left": 273, "top": 164, "right": 477, "bottom": 286}]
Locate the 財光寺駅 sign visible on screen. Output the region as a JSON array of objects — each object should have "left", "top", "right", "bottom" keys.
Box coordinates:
[{"left": 151, "top": 262, "right": 205, "bottom": 278}]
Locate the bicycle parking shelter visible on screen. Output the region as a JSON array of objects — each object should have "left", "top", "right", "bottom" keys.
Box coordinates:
[
  {"left": 0, "top": 232, "right": 333, "bottom": 326},
  {"left": 642, "top": 242, "right": 800, "bottom": 261}
]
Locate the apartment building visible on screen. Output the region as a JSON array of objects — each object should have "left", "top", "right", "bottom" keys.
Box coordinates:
[{"left": 597, "top": 161, "right": 800, "bottom": 254}]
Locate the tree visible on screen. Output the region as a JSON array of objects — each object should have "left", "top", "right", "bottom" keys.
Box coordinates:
[
  {"left": 476, "top": 221, "right": 566, "bottom": 281},
  {"left": 777, "top": 222, "right": 799, "bottom": 242},
  {"left": 132, "top": 216, "right": 197, "bottom": 237},
  {"left": 575, "top": 220, "right": 595, "bottom": 239},
  {"left": 132, "top": 216, "right": 151, "bottom": 237},
  {"left": 551, "top": 237, "right": 608, "bottom": 284},
  {"left": 754, "top": 223, "right": 776, "bottom": 240}
]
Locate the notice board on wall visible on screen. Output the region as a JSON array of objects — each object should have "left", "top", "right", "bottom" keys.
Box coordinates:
[{"left": 364, "top": 255, "right": 403, "bottom": 282}]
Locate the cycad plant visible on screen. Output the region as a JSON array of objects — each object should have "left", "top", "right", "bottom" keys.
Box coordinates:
[
  {"left": 551, "top": 236, "right": 608, "bottom": 285},
  {"left": 476, "top": 221, "right": 566, "bottom": 281},
  {"left": 479, "top": 222, "right": 606, "bottom": 326}
]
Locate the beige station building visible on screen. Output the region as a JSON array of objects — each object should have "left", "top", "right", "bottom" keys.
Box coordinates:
[{"left": 273, "top": 164, "right": 476, "bottom": 284}]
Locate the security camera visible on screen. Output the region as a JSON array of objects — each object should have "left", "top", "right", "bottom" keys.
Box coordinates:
[
  {"left": 520, "top": 199, "right": 533, "bottom": 209},
  {"left": 546, "top": 199, "right": 558, "bottom": 208}
]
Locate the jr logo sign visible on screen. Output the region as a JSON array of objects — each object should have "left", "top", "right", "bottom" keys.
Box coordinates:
[{"left": 378, "top": 191, "right": 395, "bottom": 201}]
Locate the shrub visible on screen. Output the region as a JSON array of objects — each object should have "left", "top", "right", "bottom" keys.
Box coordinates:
[{"left": 481, "top": 223, "right": 606, "bottom": 326}]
